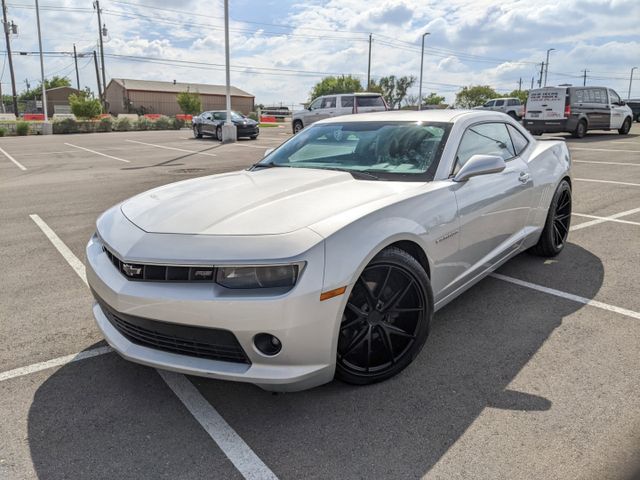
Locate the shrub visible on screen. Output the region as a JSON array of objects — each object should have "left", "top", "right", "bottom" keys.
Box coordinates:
[
  {"left": 176, "top": 91, "right": 201, "bottom": 115},
  {"left": 0, "top": 127, "right": 5, "bottom": 137},
  {"left": 136, "top": 117, "right": 152, "bottom": 131},
  {"left": 172, "top": 117, "right": 185, "bottom": 130},
  {"left": 69, "top": 92, "right": 102, "bottom": 119},
  {"left": 52, "top": 117, "right": 78, "bottom": 134},
  {"left": 114, "top": 117, "right": 132, "bottom": 131},
  {"left": 16, "top": 121, "right": 29, "bottom": 136},
  {"left": 154, "top": 115, "right": 172, "bottom": 130},
  {"left": 98, "top": 116, "right": 113, "bottom": 132}
]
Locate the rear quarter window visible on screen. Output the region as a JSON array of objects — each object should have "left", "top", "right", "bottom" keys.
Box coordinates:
[{"left": 357, "top": 96, "right": 385, "bottom": 107}]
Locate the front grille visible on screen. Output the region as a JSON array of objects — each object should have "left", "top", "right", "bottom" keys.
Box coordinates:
[
  {"left": 96, "top": 297, "right": 251, "bottom": 364},
  {"left": 103, "top": 246, "right": 215, "bottom": 282}
]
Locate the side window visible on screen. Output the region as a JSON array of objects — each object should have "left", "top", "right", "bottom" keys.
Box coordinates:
[
  {"left": 593, "top": 89, "right": 607, "bottom": 104},
  {"left": 309, "top": 98, "right": 322, "bottom": 110},
  {"left": 484, "top": 100, "right": 494, "bottom": 107},
  {"left": 574, "top": 89, "right": 584, "bottom": 103},
  {"left": 507, "top": 124, "right": 529, "bottom": 156},
  {"left": 212, "top": 113, "right": 221, "bottom": 120},
  {"left": 609, "top": 89, "right": 621, "bottom": 105},
  {"left": 455, "top": 123, "right": 516, "bottom": 171},
  {"left": 507, "top": 99, "right": 519, "bottom": 106},
  {"left": 341, "top": 96, "right": 354, "bottom": 108},
  {"left": 494, "top": 99, "right": 505, "bottom": 106},
  {"left": 321, "top": 97, "right": 336, "bottom": 109}
]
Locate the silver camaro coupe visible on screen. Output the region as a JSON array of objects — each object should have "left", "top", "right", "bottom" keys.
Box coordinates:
[{"left": 87, "top": 110, "right": 572, "bottom": 391}]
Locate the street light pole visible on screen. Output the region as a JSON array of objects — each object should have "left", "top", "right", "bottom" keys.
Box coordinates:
[
  {"left": 2, "top": 0, "right": 18, "bottom": 116},
  {"left": 35, "top": 0, "right": 50, "bottom": 133},
  {"left": 221, "top": 0, "right": 236, "bottom": 143},
  {"left": 628, "top": 67, "right": 638, "bottom": 100},
  {"left": 418, "top": 32, "right": 430, "bottom": 111},
  {"left": 544, "top": 48, "right": 555, "bottom": 86}
]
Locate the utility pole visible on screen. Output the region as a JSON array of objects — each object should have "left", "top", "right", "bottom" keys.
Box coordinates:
[
  {"left": 628, "top": 67, "right": 638, "bottom": 100},
  {"left": 538, "top": 62, "right": 545, "bottom": 88},
  {"left": 35, "top": 0, "right": 50, "bottom": 132},
  {"left": 582, "top": 69, "right": 588, "bottom": 86},
  {"left": 93, "top": 50, "right": 102, "bottom": 100},
  {"left": 530, "top": 77, "right": 534, "bottom": 89},
  {"left": 366, "top": 33, "right": 372, "bottom": 90},
  {"left": 544, "top": 48, "right": 555, "bottom": 86},
  {"left": 518, "top": 77, "right": 522, "bottom": 92},
  {"left": 221, "top": 0, "right": 236, "bottom": 143},
  {"left": 418, "top": 32, "right": 430, "bottom": 110},
  {"left": 94, "top": 1, "right": 107, "bottom": 100},
  {"left": 73, "top": 44, "right": 80, "bottom": 90},
  {"left": 1, "top": 0, "right": 18, "bottom": 116}
]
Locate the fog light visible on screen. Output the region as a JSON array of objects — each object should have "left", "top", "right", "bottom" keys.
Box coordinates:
[{"left": 254, "top": 333, "right": 282, "bottom": 356}]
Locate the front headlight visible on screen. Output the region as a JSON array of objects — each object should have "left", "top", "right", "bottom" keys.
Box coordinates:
[{"left": 216, "top": 264, "right": 302, "bottom": 289}]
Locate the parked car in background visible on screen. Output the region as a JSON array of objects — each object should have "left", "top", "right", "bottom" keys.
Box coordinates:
[
  {"left": 626, "top": 98, "right": 640, "bottom": 122},
  {"left": 474, "top": 97, "right": 524, "bottom": 119},
  {"left": 193, "top": 110, "right": 259, "bottom": 140},
  {"left": 262, "top": 106, "right": 290, "bottom": 120},
  {"left": 292, "top": 92, "right": 388, "bottom": 133},
  {"left": 523, "top": 86, "right": 633, "bottom": 138}
]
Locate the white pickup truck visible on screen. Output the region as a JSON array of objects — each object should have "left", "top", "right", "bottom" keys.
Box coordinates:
[{"left": 474, "top": 97, "right": 524, "bottom": 119}]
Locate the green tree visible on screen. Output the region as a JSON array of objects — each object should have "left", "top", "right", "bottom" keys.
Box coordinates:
[
  {"left": 68, "top": 91, "right": 102, "bottom": 118},
  {"left": 507, "top": 89, "right": 529, "bottom": 103},
  {"left": 423, "top": 92, "right": 446, "bottom": 105},
  {"left": 369, "top": 75, "right": 416, "bottom": 110},
  {"left": 19, "top": 76, "right": 72, "bottom": 101},
  {"left": 455, "top": 85, "right": 500, "bottom": 108},
  {"left": 176, "top": 91, "right": 202, "bottom": 115},
  {"left": 309, "top": 75, "right": 363, "bottom": 100}
]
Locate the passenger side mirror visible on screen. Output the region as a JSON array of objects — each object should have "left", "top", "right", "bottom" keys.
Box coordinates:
[
  {"left": 453, "top": 154, "right": 506, "bottom": 182},
  {"left": 264, "top": 148, "right": 274, "bottom": 157}
]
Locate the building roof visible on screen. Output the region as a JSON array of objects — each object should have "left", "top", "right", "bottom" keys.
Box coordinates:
[{"left": 109, "top": 79, "right": 254, "bottom": 98}]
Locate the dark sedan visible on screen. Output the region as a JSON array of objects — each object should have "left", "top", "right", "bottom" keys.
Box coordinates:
[{"left": 192, "top": 110, "right": 259, "bottom": 140}]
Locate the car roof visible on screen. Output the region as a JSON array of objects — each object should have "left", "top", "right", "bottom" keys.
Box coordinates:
[{"left": 314, "top": 109, "right": 494, "bottom": 124}]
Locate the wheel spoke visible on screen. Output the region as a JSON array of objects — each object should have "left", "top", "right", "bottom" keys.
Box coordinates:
[
  {"left": 341, "top": 326, "right": 369, "bottom": 358},
  {"left": 383, "top": 323, "right": 416, "bottom": 339},
  {"left": 377, "top": 267, "right": 392, "bottom": 301},
  {"left": 341, "top": 314, "right": 364, "bottom": 331},
  {"left": 365, "top": 326, "right": 373, "bottom": 371},
  {"left": 387, "top": 306, "right": 423, "bottom": 314},
  {"left": 345, "top": 302, "right": 365, "bottom": 317},
  {"left": 382, "top": 278, "right": 415, "bottom": 313},
  {"left": 377, "top": 325, "right": 395, "bottom": 364},
  {"left": 357, "top": 276, "right": 376, "bottom": 308}
]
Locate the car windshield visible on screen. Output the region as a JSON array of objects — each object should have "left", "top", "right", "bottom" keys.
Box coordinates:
[
  {"left": 216, "top": 111, "right": 245, "bottom": 121},
  {"left": 258, "top": 121, "right": 451, "bottom": 181}
]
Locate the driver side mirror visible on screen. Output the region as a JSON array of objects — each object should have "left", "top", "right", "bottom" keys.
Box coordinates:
[{"left": 453, "top": 154, "right": 506, "bottom": 182}]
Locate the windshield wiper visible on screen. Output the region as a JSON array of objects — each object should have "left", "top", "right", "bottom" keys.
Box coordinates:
[
  {"left": 249, "top": 162, "right": 289, "bottom": 170},
  {"left": 307, "top": 166, "right": 380, "bottom": 180}
]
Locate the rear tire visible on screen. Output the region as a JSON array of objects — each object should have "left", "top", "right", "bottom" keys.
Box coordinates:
[
  {"left": 335, "top": 247, "right": 433, "bottom": 385},
  {"left": 530, "top": 180, "right": 572, "bottom": 257},
  {"left": 618, "top": 117, "right": 631, "bottom": 135},
  {"left": 572, "top": 120, "right": 587, "bottom": 138}
]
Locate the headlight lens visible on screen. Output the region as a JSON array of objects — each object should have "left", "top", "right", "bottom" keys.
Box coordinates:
[{"left": 216, "top": 264, "right": 300, "bottom": 289}]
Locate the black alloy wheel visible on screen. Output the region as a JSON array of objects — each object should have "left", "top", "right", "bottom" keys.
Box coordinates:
[
  {"left": 336, "top": 248, "right": 432, "bottom": 385},
  {"left": 530, "top": 179, "right": 572, "bottom": 257}
]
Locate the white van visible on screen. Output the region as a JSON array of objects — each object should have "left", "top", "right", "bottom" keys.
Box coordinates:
[{"left": 523, "top": 86, "right": 633, "bottom": 138}]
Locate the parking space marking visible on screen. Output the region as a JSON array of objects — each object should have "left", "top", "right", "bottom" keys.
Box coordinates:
[
  {"left": 126, "top": 139, "right": 217, "bottom": 157},
  {"left": 574, "top": 160, "right": 640, "bottom": 167},
  {"left": 491, "top": 273, "right": 640, "bottom": 320},
  {"left": 0, "top": 146, "right": 27, "bottom": 170},
  {"left": 226, "top": 143, "right": 273, "bottom": 150},
  {"left": 570, "top": 207, "right": 640, "bottom": 231},
  {"left": 571, "top": 147, "right": 640, "bottom": 153},
  {"left": 65, "top": 143, "right": 131, "bottom": 163},
  {"left": 575, "top": 178, "right": 640, "bottom": 187},
  {"left": 159, "top": 370, "right": 279, "bottom": 480},
  {"left": 0, "top": 346, "right": 113, "bottom": 382},
  {"left": 29, "top": 213, "right": 278, "bottom": 480},
  {"left": 573, "top": 213, "right": 640, "bottom": 227}
]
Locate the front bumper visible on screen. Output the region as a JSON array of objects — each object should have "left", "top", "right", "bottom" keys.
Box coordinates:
[
  {"left": 86, "top": 232, "right": 345, "bottom": 392},
  {"left": 235, "top": 125, "right": 259, "bottom": 137}
]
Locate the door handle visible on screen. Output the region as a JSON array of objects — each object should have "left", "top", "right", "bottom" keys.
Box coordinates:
[{"left": 518, "top": 172, "right": 530, "bottom": 183}]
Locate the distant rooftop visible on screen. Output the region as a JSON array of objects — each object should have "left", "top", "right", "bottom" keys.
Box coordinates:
[{"left": 110, "top": 79, "right": 254, "bottom": 97}]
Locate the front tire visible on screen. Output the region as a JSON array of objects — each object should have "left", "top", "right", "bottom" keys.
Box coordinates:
[
  {"left": 618, "top": 117, "right": 631, "bottom": 135},
  {"left": 293, "top": 120, "right": 303, "bottom": 134},
  {"left": 336, "top": 247, "right": 433, "bottom": 385},
  {"left": 216, "top": 126, "right": 222, "bottom": 141},
  {"left": 530, "top": 179, "right": 572, "bottom": 257},
  {"left": 572, "top": 120, "right": 587, "bottom": 138},
  {"left": 193, "top": 125, "right": 202, "bottom": 138}
]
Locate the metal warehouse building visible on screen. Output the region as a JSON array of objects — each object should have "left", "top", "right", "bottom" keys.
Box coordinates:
[{"left": 104, "top": 79, "right": 255, "bottom": 116}]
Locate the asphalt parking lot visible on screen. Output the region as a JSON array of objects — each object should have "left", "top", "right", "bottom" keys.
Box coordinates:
[{"left": 1, "top": 123, "right": 639, "bottom": 480}]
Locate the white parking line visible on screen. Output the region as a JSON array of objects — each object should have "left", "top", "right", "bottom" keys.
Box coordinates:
[
  {"left": 571, "top": 147, "right": 640, "bottom": 153},
  {"left": 65, "top": 143, "right": 131, "bottom": 163},
  {"left": 0, "top": 346, "right": 113, "bottom": 382},
  {"left": 570, "top": 207, "right": 640, "bottom": 231},
  {"left": 159, "top": 371, "right": 279, "bottom": 480},
  {"left": 573, "top": 213, "right": 640, "bottom": 227},
  {"left": 0, "top": 146, "right": 27, "bottom": 170},
  {"left": 126, "top": 139, "right": 217, "bottom": 156},
  {"left": 28, "top": 213, "right": 278, "bottom": 480},
  {"left": 574, "top": 160, "right": 640, "bottom": 166},
  {"left": 575, "top": 178, "right": 640, "bottom": 187},
  {"left": 491, "top": 273, "right": 640, "bottom": 320}
]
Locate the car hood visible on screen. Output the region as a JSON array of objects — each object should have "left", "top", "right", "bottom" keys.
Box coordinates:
[{"left": 121, "top": 168, "right": 419, "bottom": 236}]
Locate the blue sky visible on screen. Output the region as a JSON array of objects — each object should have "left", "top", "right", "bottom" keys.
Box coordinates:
[{"left": 2, "top": 0, "right": 639, "bottom": 109}]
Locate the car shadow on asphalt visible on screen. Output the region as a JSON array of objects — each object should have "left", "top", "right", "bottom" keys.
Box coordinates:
[
  {"left": 26, "top": 244, "right": 603, "bottom": 479},
  {"left": 545, "top": 132, "right": 639, "bottom": 143}
]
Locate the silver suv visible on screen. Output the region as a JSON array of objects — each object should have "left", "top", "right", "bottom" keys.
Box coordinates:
[
  {"left": 474, "top": 97, "right": 524, "bottom": 119},
  {"left": 292, "top": 92, "right": 388, "bottom": 133}
]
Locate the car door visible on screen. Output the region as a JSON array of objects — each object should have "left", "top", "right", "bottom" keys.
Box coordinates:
[
  {"left": 608, "top": 89, "right": 626, "bottom": 129},
  {"left": 200, "top": 111, "right": 214, "bottom": 134},
  {"left": 338, "top": 95, "right": 355, "bottom": 116},
  {"left": 588, "top": 88, "right": 610, "bottom": 129},
  {"left": 316, "top": 96, "right": 337, "bottom": 121},
  {"left": 304, "top": 97, "right": 325, "bottom": 127},
  {"left": 449, "top": 122, "right": 534, "bottom": 287},
  {"left": 493, "top": 99, "right": 505, "bottom": 112}
]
